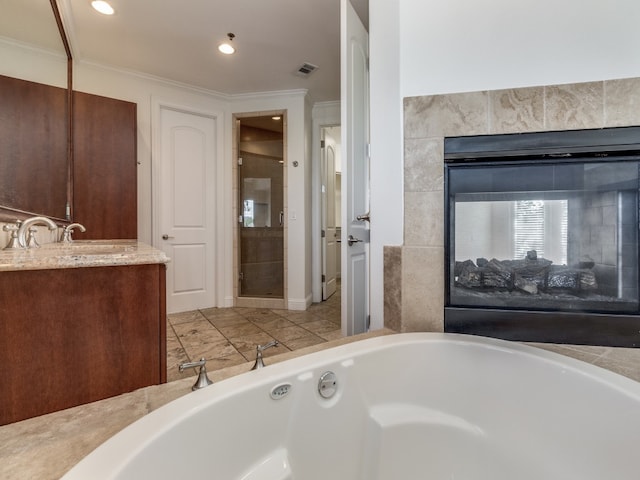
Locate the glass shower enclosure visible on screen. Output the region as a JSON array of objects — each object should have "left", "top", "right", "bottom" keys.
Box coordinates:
[{"left": 237, "top": 115, "right": 284, "bottom": 298}]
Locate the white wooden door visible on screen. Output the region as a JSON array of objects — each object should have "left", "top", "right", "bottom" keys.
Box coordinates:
[
  {"left": 341, "top": 0, "right": 370, "bottom": 335},
  {"left": 158, "top": 107, "right": 217, "bottom": 314},
  {"left": 321, "top": 128, "right": 338, "bottom": 300}
]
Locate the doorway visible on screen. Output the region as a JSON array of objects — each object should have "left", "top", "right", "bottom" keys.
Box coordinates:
[
  {"left": 321, "top": 126, "right": 342, "bottom": 301},
  {"left": 234, "top": 112, "right": 286, "bottom": 308}
]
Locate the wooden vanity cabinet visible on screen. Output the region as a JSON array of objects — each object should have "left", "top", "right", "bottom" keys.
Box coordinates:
[
  {"left": 73, "top": 91, "right": 138, "bottom": 239},
  {"left": 0, "top": 263, "right": 166, "bottom": 426}
]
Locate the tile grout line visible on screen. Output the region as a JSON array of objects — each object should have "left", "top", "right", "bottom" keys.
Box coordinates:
[{"left": 168, "top": 291, "right": 342, "bottom": 375}]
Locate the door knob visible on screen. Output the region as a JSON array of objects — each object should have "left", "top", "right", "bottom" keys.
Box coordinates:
[
  {"left": 356, "top": 212, "right": 370, "bottom": 222},
  {"left": 162, "top": 234, "right": 174, "bottom": 240},
  {"left": 347, "top": 234, "right": 363, "bottom": 246}
]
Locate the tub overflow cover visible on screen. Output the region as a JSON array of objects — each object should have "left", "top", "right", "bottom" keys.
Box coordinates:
[{"left": 318, "top": 371, "right": 338, "bottom": 399}]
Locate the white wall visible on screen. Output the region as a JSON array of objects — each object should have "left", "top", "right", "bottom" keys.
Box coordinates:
[
  {"left": 400, "top": 0, "right": 640, "bottom": 98},
  {"left": 369, "top": 0, "right": 403, "bottom": 329},
  {"left": 368, "top": 0, "right": 640, "bottom": 330},
  {"left": 0, "top": 40, "right": 67, "bottom": 88}
]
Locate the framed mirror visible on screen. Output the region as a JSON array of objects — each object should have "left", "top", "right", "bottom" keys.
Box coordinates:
[{"left": 0, "top": 0, "right": 72, "bottom": 222}]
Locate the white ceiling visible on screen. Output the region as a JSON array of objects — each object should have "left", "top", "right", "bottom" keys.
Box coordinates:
[
  {"left": 2, "top": 0, "right": 67, "bottom": 54},
  {"left": 48, "top": 0, "right": 368, "bottom": 103}
]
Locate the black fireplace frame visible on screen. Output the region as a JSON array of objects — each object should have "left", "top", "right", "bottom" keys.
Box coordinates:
[{"left": 444, "top": 126, "right": 640, "bottom": 347}]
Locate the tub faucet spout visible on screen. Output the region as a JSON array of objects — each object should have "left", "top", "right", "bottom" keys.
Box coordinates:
[
  {"left": 17, "top": 216, "right": 58, "bottom": 248},
  {"left": 251, "top": 341, "right": 279, "bottom": 370}
]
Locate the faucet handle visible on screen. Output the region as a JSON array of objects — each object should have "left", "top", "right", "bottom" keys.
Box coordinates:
[
  {"left": 3, "top": 222, "right": 20, "bottom": 235},
  {"left": 179, "top": 358, "right": 213, "bottom": 391},
  {"left": 2, "top": 223, "right": 20, "bottom": 250},
  {"left": 251, "top": 341, "right": 279, "bottom": 370},
  {"left": 26, "top": 227, "right": 40, "bottom": 249}
]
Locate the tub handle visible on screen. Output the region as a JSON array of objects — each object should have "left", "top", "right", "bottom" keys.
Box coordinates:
[{"left": 179, "top": 358, "right": 214, "bottom": 391}]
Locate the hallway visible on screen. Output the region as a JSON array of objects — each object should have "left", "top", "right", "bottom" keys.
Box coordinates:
[{"left": 167, "top": 290, "right": 342, "bottom": 382}]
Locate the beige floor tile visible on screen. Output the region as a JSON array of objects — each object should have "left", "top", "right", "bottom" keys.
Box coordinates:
[
  {"left": 307, "top": 303, "right": 340, "bottom": 322},
  {"left": 168, "top": 310, "right": 206, "bottom": 325},
  {"left": 232, "top": 307, "right": 262, "bottom": 316},
  {"left": 230, "top": 332, "right": 277, "bottom": 353},
  {"left": 270, "top": 325, "right": 315, "bottom": 344},
  {"left": 200, "top": 307, "right": 243, "bottom": 319},
  {"left": 284, "top": 334, "right": 327, "bottom": 351},
  {"left": 594, "top": 348, "right": 640, "bottom": 383},
  {"left": 277, "top": 310, "right": 324, "bottom": 324},
  {"left": 186, "top": 338, "right": 238, "bottom": 362},
  {"left": 173, "top": 320, "right": 226, "bottom": 345},
  {"left": 318, "top": 330, "right": 344, "bottom": 342},
  {"left": 217, "top": 322, "right": 265, "bottom": 340},
  {"left": 254, "top": 317, "right": 297, "bottom": 331},
  {"left": 205, "top": 314, "right": 248, "bottom": 328},
  {"left": 203, "top": 352, "right": 250, "bottom": 372},
  {"left": 168, "top": 324, "right": 185, "bottom": 343},
  {"left": 242, "top": 310, "right": 285, "bottom": 324},
  {"left": 302, "top": 319, "right": 341, "bottom": 335}
]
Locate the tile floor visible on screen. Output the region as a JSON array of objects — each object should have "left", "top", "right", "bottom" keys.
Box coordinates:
[{"left": 167, "top": 288, "right": 342, "bottom": 382}]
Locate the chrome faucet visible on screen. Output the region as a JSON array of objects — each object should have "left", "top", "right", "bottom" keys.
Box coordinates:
[
  {"left": 179, "top": 358, "right": 213, "bottom": 391},
  {"left": 60, "top": 223, "right": 86, "bottom": 243},
  {"left": 251, "top": 341, "right": 279, "bottom": 370},
  {"left": 16, "top": 216, "right": 58, "bottom": 248}
]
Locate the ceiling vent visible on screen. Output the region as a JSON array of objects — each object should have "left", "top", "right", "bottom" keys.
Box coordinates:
[{"left": 295, "top": 62, "right": 319, "bottom": 77}]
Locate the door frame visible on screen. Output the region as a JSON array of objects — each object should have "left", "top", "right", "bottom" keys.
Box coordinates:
[
  {"left": 151, "top": 98, "right": 227, "bottom": 311},
  {"left": 232, "top": 110, "right": 288, "bottom": 309}
]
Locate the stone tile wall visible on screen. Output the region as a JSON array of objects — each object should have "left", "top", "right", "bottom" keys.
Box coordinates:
[{"left": 385, "top": 77, "right": 640, "bottom": 333}]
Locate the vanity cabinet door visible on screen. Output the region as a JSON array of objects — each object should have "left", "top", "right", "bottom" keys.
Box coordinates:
[
  {"left": 73, "top": 91, "right": 137, "bottom": 239},
  {"left": 0, "top": 264, "right": 167, "bottom": 425}
]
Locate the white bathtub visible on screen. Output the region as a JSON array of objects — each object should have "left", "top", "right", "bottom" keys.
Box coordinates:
[{"left": 62, "top": 333, "right": 640, "bottom": 479}]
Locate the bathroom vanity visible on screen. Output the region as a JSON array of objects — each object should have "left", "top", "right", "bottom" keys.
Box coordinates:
[{"left": 0, "top": 241, "right": 169, "bottom": 425}]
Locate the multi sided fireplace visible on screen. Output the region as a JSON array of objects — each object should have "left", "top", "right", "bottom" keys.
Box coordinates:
[{"left": 444, "top": 126, "right": 640, "bottom": 347}]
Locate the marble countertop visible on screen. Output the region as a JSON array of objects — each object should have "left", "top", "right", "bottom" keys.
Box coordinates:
[{"left": 0, "top": 240, "right": 170, "bottom": 272}]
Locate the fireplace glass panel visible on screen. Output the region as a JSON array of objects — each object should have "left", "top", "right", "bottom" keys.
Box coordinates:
[{"left": 447, "top": 160, "right": 640, "bottom": 314}]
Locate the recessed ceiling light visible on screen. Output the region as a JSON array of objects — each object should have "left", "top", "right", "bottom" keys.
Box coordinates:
[
  {"left": 91, "top": 0, "right": 114, "bottom": 15},
  {"left": 272, "top": 116, "right": 281, "bottom": 121},
  {"left": 218, "top": 33, "right": 236, "bottom": 55}
]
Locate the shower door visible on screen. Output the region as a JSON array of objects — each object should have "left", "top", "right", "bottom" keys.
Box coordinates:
[{"left": 237, "top": 115, "right": 284, "bottom": 298}]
